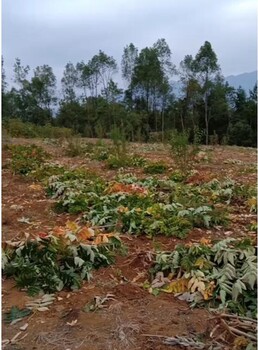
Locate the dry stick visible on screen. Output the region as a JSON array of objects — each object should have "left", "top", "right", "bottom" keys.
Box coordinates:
[
  {"left": 220, "top": 313, "right": 257, "bottom": 323},
  {"left": 228, "top": 326, "right": 257, "bottom": 341},
  {"left": 210, "top": 324, "right": 221, "bottom": 338},
  {"left": 220, "top": 319, "right": 235, "bottom": 337},
  {"left": 141, "top": 334, "right": 170, "bottom": 338}
]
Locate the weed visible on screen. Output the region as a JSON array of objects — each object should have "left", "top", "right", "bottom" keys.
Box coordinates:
[{"left": 65, "top": 137, "right": 86, "bottom": 157}]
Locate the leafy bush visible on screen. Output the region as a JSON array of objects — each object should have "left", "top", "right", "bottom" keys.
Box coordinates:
[
  {"left": 110, "top": 126, "right": 127, "bottom": 157},
  {"left": 169, "top": 129, "right": 201, "bottom": 170},
  {"left": 129, "top": 155, "right": 147, "bottom": 167},
  {"left": 8, "top": 144, "right": 50, "bottom": 175},
  {"left": 30, "top": 164, "right": 65, "bottom": 182},
  {"left": 228, "top": 121, "right": 255, "bottom": 147},
  {"left": 65, "top": 137, "right": 86, "bottom": 157},
  {"left": 47, "top": 171, "right": 105, "bottom": 214},
  {"left": 150, "top": 238, "right": 257, "bottom": 317},
  {"left": 106, "top": 155, "right": 129, "bottom": 169},
  {"left": 3, "top": 223, "right": 122, "bottom": 295},
  {"left": 144, "top": 162, "right": 167, "bottom": 174},
  {"left": 169, "top": 170, "right": 187, "bottom": 182},
  {"left": 4, "top": 119, "right": 74, "bottom": 139}
]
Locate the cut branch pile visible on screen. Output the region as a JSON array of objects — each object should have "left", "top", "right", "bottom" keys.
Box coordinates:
[{"left": 209, "top": 312, "right": 257, "bottom": 346}]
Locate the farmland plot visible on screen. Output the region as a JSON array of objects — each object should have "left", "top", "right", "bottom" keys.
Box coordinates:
[{"left": 2, "top": 138, "right": 257, "bottom": 350}]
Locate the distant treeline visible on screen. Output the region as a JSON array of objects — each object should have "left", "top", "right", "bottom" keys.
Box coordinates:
[{"left": 2, "top": 40, "right": 257, "bottom": 146}]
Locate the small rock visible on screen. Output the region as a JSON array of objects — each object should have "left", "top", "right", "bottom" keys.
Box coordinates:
[
  {"left": 10, "top": 205, "right": 23, "bottom": 211},
  {"left": 20, "top": 323, "right": 28, "bottom": 331}
]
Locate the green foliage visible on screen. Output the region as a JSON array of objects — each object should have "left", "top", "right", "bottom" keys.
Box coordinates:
[
  {"left": 152, "top": 238, "right": 257, "bottom": 317},
  {"left": 169, "top": 129, "right": 198, "bottom": 170},
  {"left": 47, "top": 170, "right": 104, "bottom": 214},
  {"left": 65, "top": 137, "right": 87, "bottom": 157},
  {"left": 3, "top": 119, "right": 74, "bottom": 139},
  {"left": 129, "top": 155, "right": 147, "bottom": 167},
  {"left": 106, "top": 155, "right": 129, "bottom": 169},
  {"left": 169, "top": 170, "right": 186, "bottom": 182},
  {"left": 144, "top": 162, "right": 167, "bottom": 174},
  {"left": 47, "top": 172, "right": 231, "bottom": 238},
  {"left": 110, "top": 126, "right": 127, "bottom": 156},
  {"left": 2, "top": 43, "right": 257, "bottom": 147},
  {"left": 3, "top": 230, "right": 122, "bottom": 295},
  {"left": 8, "top": 144, "right": 50, "bottom": 175},
  {"left": 4, "top": 306, "right": 32, "bottom": 323},
  {"left": 30, "top": 163, "right": 65, "bottom": 182}
]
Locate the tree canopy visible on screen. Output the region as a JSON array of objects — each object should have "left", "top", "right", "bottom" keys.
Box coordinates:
[{"left": 2, "top": 40, "right": 257, "bottom": 147}]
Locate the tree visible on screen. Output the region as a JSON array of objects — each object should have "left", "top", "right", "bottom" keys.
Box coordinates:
[
  {"left": 179, "top": 54, "right": 201, "bottom": 129},
  {"left": 2, "top": 56, "right": 7, "bottom": 93},
  {"left": 153, "top": 38, "right": 175, "bottom": 76},
  {"left": 11, "top": 59, "right": 57, "bottom": 124},
  {"left": 131, "top": 47, "right": 165, "bottom": 112},
  {"left": 61, "top": 62, "right": 78, "bottom": 102},
  {"left": 207, "top": 75, "right": 233, "bottom": 142},
  {"left": 31, "top": 65, "right": 57, "bottom": 111},
  {"left": 194, "top": 41, "right": 220, "bottom": 144},
  {"left": 121, "top": 43, "right": 138, "bottom": 86},
  {"left": 89, "top": 50, "right": 118, "bottom": 98},
  {"left": 228, "top": 85, "right": 257, "bottom": 147}
]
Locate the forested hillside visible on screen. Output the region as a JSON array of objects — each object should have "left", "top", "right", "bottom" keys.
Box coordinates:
[{"left": 2, "top": 40, "right": 257, "bottom": 146}]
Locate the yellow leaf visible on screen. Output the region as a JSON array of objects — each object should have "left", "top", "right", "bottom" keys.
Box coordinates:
[
  {"left": 95, "top": 234, "right": 109, "bottom": 245},
  {"left": 162, "top": 278, "right": 189, "bottom": 294},
  {"left": 78, "top": 227, "right": 95, "bottom": 241},
  {"left": 66, "top": 221, "right": 79, "bottom": 232}
]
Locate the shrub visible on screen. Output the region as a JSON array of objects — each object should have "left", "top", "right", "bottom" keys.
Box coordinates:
[
  {"left": 169, "top": 170, "right": 186, "bottom": 182},
  {"left": 169, "top": 129, "right": 202, "bottom": 170},
  {"left": 8, "top": 144, "right": 50, "bottom": 175},
  {"left": 3, "top": 119, "right": 74, "bottom": 139},
  {"left": 151, "top": 238, "right": 257, "bottom": 317},
  {"left": 106, "top": 155, "right": 129, "bottom": 169},
  {"left": 110, "top": 126, "right": 127, "bottom": 158},
  {"left": 144, "top": 162, "right": 167, "bottom": 174},
  {"left": 3, "top": 223, "right": 122, "bottom": 295},
  {"left": 65, "top": 137, "right": 86, "bottom": 157}
]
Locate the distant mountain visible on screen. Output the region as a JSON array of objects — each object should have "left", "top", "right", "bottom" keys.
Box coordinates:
[
  {"left": 171, "top": 71, "right": 257, "bottom": 97},
  {"left": 225, "top": 71, "right": 257, "bottom": 93}
]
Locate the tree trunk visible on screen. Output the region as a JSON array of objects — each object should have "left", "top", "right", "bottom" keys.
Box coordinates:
[
  {"left": 180, "top": 110, "right": 184, "bottom": 132},
  {"left": 161, "top": 110, "right": 164, "bottom": 142},
  {"left": 204, "top": 93, "right": 209, "bottom": 145}
]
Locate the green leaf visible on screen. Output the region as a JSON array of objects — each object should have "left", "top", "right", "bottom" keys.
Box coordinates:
[
  {"left": 203, "top": 215, "right": 211, "bottom": 227},
  {"left": 219, "top": 289, "right": 226, "bottom": 304},
  {"left": 4, "top": 307, "right": 31, "bottom": 324},
  {"left": 232, "top": 280, "right": 242, "bottom": 301},
  {"left": 74, "top": 257, "right": 85, "bottom": 267}
]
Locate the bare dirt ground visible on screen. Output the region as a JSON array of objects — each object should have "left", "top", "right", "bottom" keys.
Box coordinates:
[{"left": 2, "top": 138, "right": 257, "bottom": 350}]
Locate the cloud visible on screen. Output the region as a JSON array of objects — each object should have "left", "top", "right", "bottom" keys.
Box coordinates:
[{"left": 2, "top": 0, "right": 257, "bottom": 86}]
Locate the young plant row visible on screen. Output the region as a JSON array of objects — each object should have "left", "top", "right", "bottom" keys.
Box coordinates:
[
  {"left": 149, "top": 238, "right": 257, "bottom": 318},
  {"left": 3, "top": 222, "right": 123, "bottom": 295}
]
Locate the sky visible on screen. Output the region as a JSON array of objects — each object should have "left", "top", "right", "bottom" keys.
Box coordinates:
[{"left": 2, "top": 0, "right": 257, "bottom": 88}]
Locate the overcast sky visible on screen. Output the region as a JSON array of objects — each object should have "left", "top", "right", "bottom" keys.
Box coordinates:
[{"left": 2, "top": 0, "right": 257, "bottom": 87}]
